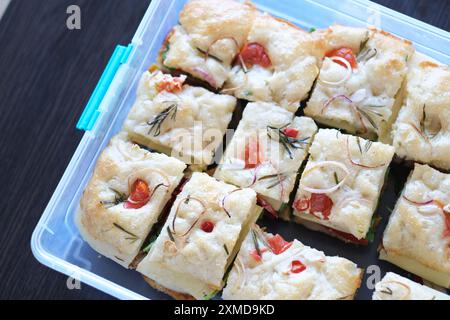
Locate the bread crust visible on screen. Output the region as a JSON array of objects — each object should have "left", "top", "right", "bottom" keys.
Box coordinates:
[{"left": 143, "top": 276, "right": 196, "bottom": 300}]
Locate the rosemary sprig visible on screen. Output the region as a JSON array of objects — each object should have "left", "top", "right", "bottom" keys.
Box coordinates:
[
  {"left": 359, "top": 33, "right": 370, "bottom": 53},
  {"left": 167, "top": 226, "right": 175, "bottom": 242},
  {"left": 357, "top": 137, "right": 373, "bottom": 154},
  {"left": 356, "top": 137, "right": 363, "bottom": 154},
  {"left": 333, "top": 171, "right": 339, "bottom": 185},
  {"left": 147, "top": 102, "right": 178, "bottom": 137},
  {"left": 267, "top": 125, "right": 309, "bottom": 159},
  {"left": 113, "top": 223, "right": 139, "bottom": 244},
  {"left": 100, "top": 188, "right": 127, "bottom": 208},
  {"left": 251, "top": 229, "right": 262, "bottom": 257},
  {"left": 357, "top": 33, "right": 377, "bottom": 63},
  {"left": 257, "top": 172, "right": 293, "bottom": 189},
  {"left": 357, "top": 106, "right": 381, "bottom": 130},
  {"left": 380, "top": 287, "right": 393, "bottom": 295}
]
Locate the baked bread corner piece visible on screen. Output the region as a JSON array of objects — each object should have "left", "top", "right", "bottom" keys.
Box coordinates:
[
  {"left": 224, "top": 13, "right": 326, "bottom": 113},
  {"left": 160, "top": 0, "right": 258, "bottom": 89},
  {"left": 380, "top": 163, "right": 450, "bottom": 288},
  {"left": 222, "top": 225, "right": 362, "bottom": 300},
  {"left": 123, "top": 70, "right": 237, "bottom": 170},
  {"left": 392, "top": 56, "right": 450, "bottom": 171},
  {"left": 373, "top": 272, "right": 450, "bottom": 300},
  {"left": 304, "top": 25, "right": 414, "bottom": 140},
  {"left": 76, "top": 132, "right": 187, "bottom": 268},
  {"left": 214, "top": 102, "right": 318, "bottom": 205},
  {"left": 136, "top": 172, "right": 262, "bottom": 300},
  {"left": 292, "top": 129, "right": 394, "bottom": 244}
]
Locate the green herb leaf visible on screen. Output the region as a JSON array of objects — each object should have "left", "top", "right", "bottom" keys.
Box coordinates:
[{"left": 203, "top": 290, "right": 219, "bottom": 300}]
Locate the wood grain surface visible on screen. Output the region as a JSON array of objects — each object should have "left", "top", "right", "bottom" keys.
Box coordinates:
[{"left": 0, "top": 0, "right": 448, "bottom": 300}]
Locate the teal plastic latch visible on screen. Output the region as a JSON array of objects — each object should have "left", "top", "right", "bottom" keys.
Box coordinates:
[{"left": 76, "top": 44, "right": 134, "bottom": 131}]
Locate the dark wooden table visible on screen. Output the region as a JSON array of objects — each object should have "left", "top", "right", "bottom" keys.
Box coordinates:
[{"left": 0, "top": 0, "right": 448, "bottom": 300}]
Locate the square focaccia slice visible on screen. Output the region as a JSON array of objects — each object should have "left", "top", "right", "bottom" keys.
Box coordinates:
[
  {"left": 224, "top": 13, "right": 325, "bottom": 112},
  {"left": 392, "top": 57, "right": 450, "bottom": 171},
  {"left": 380, "top": 164, "right": 450, "bottom": 288},
  {"left": 160, "top": 0, "right": 258, "bottom": 89},
  {"left": 304, "top": 25, "right": 414, "bottom": 140},
  {"left": 76, "top": 133, "right": 187, "bottom": 268},
  {"left": 123, "top": 71, "right": 236, "bottom": 169},
  {"left": 373, "top": 272, "right": 449, "bottom": 300},
  {"left": 136, "top": 172, "right": 262, "bottom": 300},
  {"left": 214, "top": 102, "right": 318, "bottom": 212},
  {"left": 222, "top": 225, "right": 362, "bottom": 300},
  {"left": 292, "top": 129, "right": 394, "bottom": 244}
]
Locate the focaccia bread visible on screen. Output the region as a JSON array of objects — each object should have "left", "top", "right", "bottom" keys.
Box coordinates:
[
  {"left": 304, "top": 25, "right": 414, "bottom": 140},
  {"left": 292, "top": 129, "right": 394, "bottom": 244},
  {"left": 391, "top": 58, "right": 450, "bottom": 171},
  {"left": 136, "top": 172, "right": 262, "bottom": 300},
  {"left": 215, "top": 102, "right": 318, "bottom": 206},
  {"left": 222, "top": 225, "right": 362, "bottom": 300},
  {"left": 76, "top": 133, "right": 186, "bottom": 268},
  {"left": 160, "top": 0, "right": 258, "bottom": 88},
  {"left": 224, "top": 13, "right": 325, "bottom": 112},
  {"left": 380, "top": 164, "right": 450, "bottom": 288},
  {"left": 123, "top": 71, "right": 236, "bottom": 169},
  {"left": 373, "top": 272, "right": 449, "bottom": 300}
]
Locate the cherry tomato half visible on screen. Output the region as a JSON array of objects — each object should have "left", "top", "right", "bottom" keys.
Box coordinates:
[
  {"left": 240, "top": 43, "right": 272, "bottom": 68},
  {"left": 309, "top": 193, "right": 333, "bottom": 220},
  {"left": 326, "top": 47, "right": 357, "bottom": 69}
]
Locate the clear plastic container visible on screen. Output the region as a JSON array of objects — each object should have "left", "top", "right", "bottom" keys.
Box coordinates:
[{"left": 31, "top": 0, "right": 450, "bottom": 300}]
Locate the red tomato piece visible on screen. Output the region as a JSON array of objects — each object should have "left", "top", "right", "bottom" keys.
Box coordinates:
[
  {"left": 291, "top": 260, "right": 306, "bottom": 274},
  {"left": 267, "top": 234, "right": 292, "bottom": 255},
  {"left": 325, "top": 227, "right": 369, "bottom": 245},
  {"left": 326, "top": 47, "right": 358, "bottom": 69},
  {"left": 249, "top": 248, "right": 268, "bottom": 262},
  {"left": 309, "top": 193, "right": 333, "bottom": 220},
  {"left": 156, "top": 76, "right": 185, "bottom": 93},
  {"left": 293, "top": 197, "right": 310, "bottom": 212},
  {"left": 124, "top": 179, "right": 150, "bottom": 209},
  {"left": 282, "top": 128, "right": 299, "bottom": 138},
  {"left": 240, "top": 43, "right": 272, "bottom": 68},
  {"left": 200, "top": 221, "right": 214, "bottom": 233},
  {"left": 256, "top": 195, "right": 278, "bottom": 219},
  {"left": 244, "top": 138, "right": 263, "bottom": 169}
]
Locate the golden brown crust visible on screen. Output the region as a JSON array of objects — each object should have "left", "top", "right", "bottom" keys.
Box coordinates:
[
  {"left": 419, "top": 60, "right": 443, "bottom": 69},
  {"left": 369, "top": 27, "right": 413, "bottom": 45},
  {"left": 179, "top": 0, "right": 258, "bottom": 50},
  {"left": 143, "top": 276, "right": 196, "bottom": 300}
]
